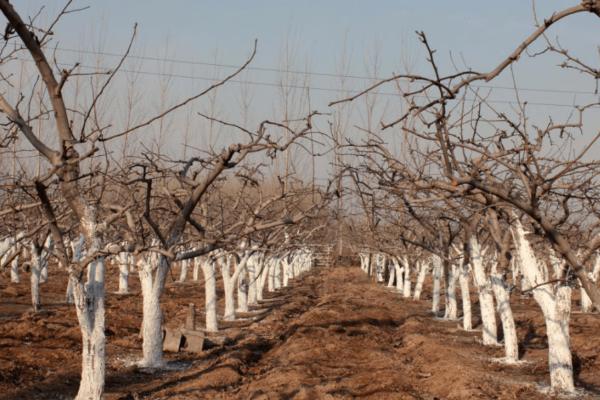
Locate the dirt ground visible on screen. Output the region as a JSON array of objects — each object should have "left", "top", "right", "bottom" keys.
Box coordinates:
[{"left": 1, "top": 264, "right": 600, "bottom": 399}]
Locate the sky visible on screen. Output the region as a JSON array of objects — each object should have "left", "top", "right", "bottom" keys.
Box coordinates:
[{"left": 9, "top": 1, "right": 600, "bottom": 181}]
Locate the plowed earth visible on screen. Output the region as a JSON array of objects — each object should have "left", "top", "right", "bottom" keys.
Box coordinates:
[{"left": 1, "top": 265, "right": 600, "bottom": 399}]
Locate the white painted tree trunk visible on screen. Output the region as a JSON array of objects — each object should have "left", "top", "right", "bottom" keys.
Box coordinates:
[
  {"left": 257, "top": 255, "right": 269, "bottom": 301},
  {"left": 237, "top": 261, "right": 249, "bottom": 313},
  {"left": 458, "top": 259, "right": 472, "bottom": 331},
  {"left": 387, "top": 260, "right": 396, "bottom": 287},
  {"left": 359, "top": 253, "right": 367, "bottom": 273},
  {"left": 402, "top": 257, "right": 411, "bottom": 298},
  {"left": 432, "top": 255, "right": 442, "bottom": 315},
  {"left": 247, "top": 254, "right": 258, "bottom": 305},
  {"left": 392, "top": 257, "right": 404, "bottom": 292},
  {"left": 282, "top": 257, "right": 290, "bottom": 287},
  {"left": 470, "top": 237, "right": 498, "bottom": 345},
  {"left": 413, "top": 261, "right": 428, "bottom": 300},
  {"left": 512, "top": 221, "right": 574, "bottom": 393},
  {"left": 73, "top": 257, "right": 105, "bottom": 400},
  {"left": 267, "top": 258, "right": 275, "bottom": 292},
  {"left": 2, "top": 237, "right": 20, "bottom": 284},
  {"left": 67, "top": 235, "right": 85, "bottom": 305},
  {"left": 178, "top": 259, "right": 189, "bottom": 283},
  {"left": 273, "top": 257, "right": 281, "bottom": 290},
  {"left": 375, "top": 254, "right": 386, "bottom": 283},
  {"left": 66, "top": 278, "right": 75, "bottom": 304},
  {"left": 490, "top": 267, "right": 518, "bottom": 362},
  {"left": 201, "top": 259, "right": 218, "bottom": 332},
  {"left": 193, "top": 256, "right": 201, "bottom": 281},
  {"left": 30, "top": 252, "right": 41, "bottom": 312},
  {"left": 116, "top": 252, "right": 130, "bottom": 294},
  {"left": 40, "top": 258, "right": 48, "bottom": 283},
  {"left": 40, "top": 235, "right": 53, "bottom": 284},
  {"left": 11, "top": 256, "right": 19, "bottom": 283},
  {"left": 138, "top": 256, "right": 164, "bottom": 368},
  {"left": 221, "top": 255, "right": 236, "bottom": 321},
  {"left": 444, "top": 262, "right": 458, "bottom": 320},
  {"left": 581, "top": 254, "right": 599, "bottom": 312}
]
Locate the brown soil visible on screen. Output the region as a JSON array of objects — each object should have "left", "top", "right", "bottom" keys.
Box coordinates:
[{"left": 1, "top": 265, "right": 600, "bottom": 399}]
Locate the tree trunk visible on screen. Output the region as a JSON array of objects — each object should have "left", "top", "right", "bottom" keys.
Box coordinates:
[
  {"left": 178, "top": 259, "right": 189, "bottom": 283},
  {"left": 247, "top": 254, "right": 258, "bottom": 305},
  {"left": 413, "top": 261, "right": 428, "bottom": 300},
  {"left": 193, "top": 256, "right": 201, "bottom": 281},
  {"left": 237, "top": 261, "right": 249, "bottom": 313},
  {"left": 221, "top": 255, "right": 236, "bottom": 321},
  {"left": 387, "top": 259, "right": 396, "bottom": 288},
  {"left": 490, "top": 269, "right": 518, "bottom": 362},
  {"left": 257, "top": 255, "right": 269, "bottom": 301},
  {"left": 432, "top": 255, "right": 442, "bottom": 315},
  {"left": 581, "top": 254, "right": 599, "bottom": 312},
  {"left": 10, "top": 257, "right": 19, "bottom": 283},
  {"left": 273, "top": 257, "right": 281, "bottom": 290},
  {"left": 443, "top": 262, "right": 458, "bottom": 320},
  {"left": 512, "top": 221, "right": 574, "bottom": 393},
  {"left": 40, "top": 257, "right": 48, "bottom": 283},
  {"left": 201, "top": 259, "right": 218, "bottom": 332},
  {"left": 459, "top": 259, "right": 472, "bottom": 331},
  {"left": 402, "top": 257, "right": 411, "bottom": 298},
  {"left": 30, "top": 254, "right": 41, "bottom": 312},
  {"left": 73, "top": 258, "right": 105, "bottom": 400},
  {"left": 470, "top": 236, "right": 498, "bottom": 346},
  {"left": 116, "top": 252, "right": 130, "bottom": 294},
  {"left": 282, "top": 257, "right": 290, "bottom": 287},
  {"left": 393, "top": 257, "right": 404, "bottom": 292},
  {"left": 375, "top": 253, "right": 386, "bottom": 283},
  {"left": 138, "top": 256, "right": 164, "bottom": 368}
]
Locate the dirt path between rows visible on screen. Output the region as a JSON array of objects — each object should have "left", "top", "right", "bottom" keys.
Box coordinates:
[{"left": 2, "top": 265, "right": 600, "bottom": 399}]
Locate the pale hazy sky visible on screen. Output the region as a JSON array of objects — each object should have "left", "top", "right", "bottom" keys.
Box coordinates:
[{"left": 11, "top": 1, "right": 600, "bottom": 178}]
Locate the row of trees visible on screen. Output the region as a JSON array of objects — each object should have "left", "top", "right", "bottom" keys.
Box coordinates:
[
  {"left": 0, "top": 1, "right": 335, "bottom": 398},
  {"left": 341, "top": 0, "right": 600, "bottom": 394}
]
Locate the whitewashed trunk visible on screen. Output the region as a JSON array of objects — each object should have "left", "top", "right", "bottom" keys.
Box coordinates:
[
  {"left": 359, "top": 253, "right": 367, "bottom": 273},
  {"left": 201, "top": 260, "right": 218, "bottom": 332},
  {"left": 138, "top": 257, "right": 164, "bottom": 368},
  {"left": 30, "top": 253, "right": 41, "bottom": 312},
  {"left": 458, "top": 260, "right": 472, "bottom": 331},
  {"left": 402, "top": 257, "right": 411, "bottom": 298},
  {"left": 73, "top": 257, "right": 105, "bottom": 400},
  {"left": 470, "top": 237, "right": 498, "bottom": 345},
  {"left": 432, "top": 255, "right": 442, "bottom": 315},
  {"left": 546, "top": 286, "right": 574, "bottom": 392},
  {"left": 444, "top": 262, "right": 458, "bottom": 320},
  {"left": 237, "top": 262, "right": 249, "bottom": 313},
  {"left": 376, "top": 254, "right": 386, "bottom": 283},
  {"left": 66, "top": 278, "right": 75, "bottom": 304},
  {"left": 221, "top": 255, "right": 236, "bottom": 321},
  {"left": 282, "top": 258, "right": 290, "bottom": 287},
  {"left": 247, "top": 255, "right": 258, "bottom": 305},
  {"left": 490, "top": 269, "right": 518, "bottom": 362},
  {"left": 10, "top": 256, "right": 19, "bottom": 283},
  {"left": 393, "top": 257, "right": 404, "bottom": 292},
  {"left": 413, "top": 261, "right": 428, "bottom": 300},
  {"left": 581, "top": 254, "right": 600, "bottom": 312},
  {"left": 387, "top": 261, "right": 396, "bottom": 287},
  {"left": 267, "top": 259, "right": 275, "bottom": 292},
  {"left": 273, "top": 258, "right": 281, "bottom": 290},
  {"left": 117, "top": 256, "right": 129, "bottom": 294},
  {"left": 178, "top": 259, "right": 189, "bottom": 283},
  {"left": 512, "top": 221, "right": 574, "bottom": 392},
  {"left": 40, "top": 258, "right": 48, "bottom": 283},
  {"left": 581, "top": 284, "right": 593, "bottom": 312},
  {"left": 193, "top": 257, "right": 201, "bottom": 281},
  {"left": 257, "top": 256, "right": 269, "bottom": 301}
]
